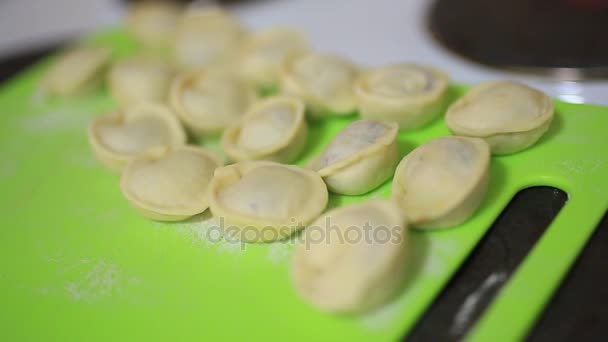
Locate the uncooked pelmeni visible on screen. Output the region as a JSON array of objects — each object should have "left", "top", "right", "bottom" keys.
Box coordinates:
[
  {"left": 126, "top": 1, "right": 182, "bottom": 49},
  {"left": 40, "top": 46, "right": 111, "bottom": 97},
  {"left": 292, "top": 200, "right": 408, "bottom": 314},
  {"left": 170, "top": 67, "right": 257, "bottom": 136},
  {"left": 208, "top": 161, "right": 328, "bottom": 242},
  {"left": 445, "top": 80, "right": 554, "bottom": 154},
  {"left": 309, "top": 120, "right": 399, "bottom": 195},
  {"left": 108, "top": 56, "right": 174, "bottom": 107},
  {"left": 173, "top": 8, "right": 247, "bottom": 70},
  {"left": 238, "top": 28, "right": 309, "bottom": 89},
  {"left": 88, "top": 103, "right": 186, "bottom": 172},
  {"left": 221, "top": 96, "right": 307, "bottom": 163},
  {"left": 121, "top": 145, "right": 222, "bottom": 221},
  {"left": 355, "top": 64, "right": 449, "bottom": 130},
  {"left": 392, "top": 136, "right": 490, "bottom": 229},
  {"left": 280, "top": 53, "right": 358, "bottom": 117}
]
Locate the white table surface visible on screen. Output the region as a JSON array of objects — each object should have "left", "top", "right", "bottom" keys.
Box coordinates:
[{"left": 1, "top": 0, "right": 606, "bottom": 105}]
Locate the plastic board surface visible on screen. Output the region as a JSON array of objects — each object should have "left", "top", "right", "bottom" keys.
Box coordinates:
[{"left": 1, "top": 30, "right": 607, "bottom": 341}]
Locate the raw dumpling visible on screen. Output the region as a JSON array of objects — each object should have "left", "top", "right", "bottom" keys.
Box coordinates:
[
  {"left": 88, "top": 103, "right": 186, "bottom": 172},
  {"left": 280, "top": 53, "right": 358, "bottom": 117},
  {"left": 108, "top": 56, "right": 174, "bottom": 106},
  {"left": 40, "top": 46, "right": 111, "bottom": 97},
  {"left": 445, "top": 80, "right": 554, "bottom": 154},
  {"left": 173, "top": 8, "right": 247, "bottom": 70},
  {"left": 355, "top": 64, "right": 449, "bottom": 130},
  {"left": 392, "top": 136, "right": 490, "bottom": 229},
  {"left": 221, "top": 96, "right": 307, "bottom": 163},
  {"left": 170, "top": 67, "right": 257, "bottom": 136},
  {"left": 121, "top": 145, "right": 222, "bottom": 221},
  {"left": 207, "top": 161, "right": 328, "bottom": 242},
  {"left": 309, "top": 120, "right": 399, "bottom": 195},
  {"left": 238, "top": 28, "right": 309, "bottom": 89},
  {"left": 292, "top": 200, "right": 408, "bottom": 314},
  {"left": 126, "top": 1, "right": 182, "bottom": 49}
]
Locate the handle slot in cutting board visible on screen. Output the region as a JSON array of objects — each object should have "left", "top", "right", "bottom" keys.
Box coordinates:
[
  {"left": 406, "top": 186, "right": 567, "bottom": 341},
  {"left": 527, "top": 211, "right": 608, "bottom": 341},
  {"left": 469, "top": 190, "right": 608, "bottom": 341}
]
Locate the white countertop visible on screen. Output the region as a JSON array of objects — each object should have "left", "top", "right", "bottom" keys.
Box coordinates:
[{"left": 1, "top": 0, "right": 606, "bottom": 105}]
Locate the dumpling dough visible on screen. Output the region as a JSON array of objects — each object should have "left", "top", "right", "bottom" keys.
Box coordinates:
[
  {"left": 309, "top": 120, "right": 399, "bottom": 195},
  {"left": 355, "top": 64, "right": 449, "bottom": 130},
  {"left": 392, "top": 136, "right": 490, "bottom": 229},
  {"left": 280, "top": 53, "right": 358, "bottom": 117},
  {"left": 170, "top": 67, "right": 257, "bottom": 136},
  {"left": 292, "top": 200, "right": 408, "bottom": 314},
  {"left": 207, "top": 161, "right": 328, "bottom": 242},
  {"left": 126, "top": 1, "right": 182, "bottom": 48},
  {"left": 173, "top": 8, "right": 247, "bottom": 70},
  {"left": 238, "top": 28, "right": 309, "bottom": 88},
  {"left": 88, "top": 103, "right": 186, "bottom": 172},
  {"left": 445, "top": 80, "right": 554, "bottom": 154},
  {"left": 121, "top": 145, "right": 222, "bottom": 221},
  {"left": 40, "top": 46, "right": 111, "bottom": 97},
  {"left": 221, "top": 96, "right": 307, "bottom": 163},
  {"left": 108, "top": 56, "right": 174, "bottom": 107}
]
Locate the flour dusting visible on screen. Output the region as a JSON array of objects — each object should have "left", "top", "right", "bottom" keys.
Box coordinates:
[
  {"left": 556, "top": 158, "right": 603, "bottom": 176},
  {"left": 174, "top": 214, "right": 223, "bottom": 247},
  {"left": 36, "top": 255, "right": 144, "bottom": 304},
  {"left": 422, "top": 238, "right": 460, "bottom": 277},
  {"left": 266, "top": 240, "right": 296, "bottom": 264},
  {"left": 171, "top": 214, "right": 300, "bottom": 259},
  {"left": 359, "top": 290, "right": 411, "bottom": 330},
  {"left": 173, "top": 214, "right": 248, "bottom": 255},
  {"left": 20, "top": 107, "right": 91, "bottom": 134},
  {"left": 422, "top": 255, "right": 447, "bottom": 276},
  {"left": 65, "top": 151, "right": 99, "bottom": 169},
  {"left": 360, "top": 237, "right": 465, "bottom": 329},
  {"left": 64, "top": 260, "right": 122, "bottom": 302},
  {"left": 449, "top": 271, "right": 507, "bottom": 336},
  {"left": 30, "top": 89, "right": 46, "bottom": 106}
]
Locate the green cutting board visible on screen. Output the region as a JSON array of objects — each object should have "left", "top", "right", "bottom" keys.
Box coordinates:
[{"left": 1, "top": 30, "right": 607, "bottom": 342}]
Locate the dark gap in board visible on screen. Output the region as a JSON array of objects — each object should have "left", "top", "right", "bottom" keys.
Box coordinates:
[
  {"left": 404, "top": 186, "right": 567, "bottom": 342},
  {"left": 527, "top": 211, "right": 608, "bottom": 342}
]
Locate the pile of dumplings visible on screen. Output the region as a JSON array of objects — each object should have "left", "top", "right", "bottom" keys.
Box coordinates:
[{"left": 40, "top": 1, "right": 554, "bottom": 315}]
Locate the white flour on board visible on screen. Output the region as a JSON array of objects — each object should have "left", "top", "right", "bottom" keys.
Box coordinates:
[
  {"left": 64, "top": 260, "right": 122, "bottom": 301},
  {"left": 421, "top": 254, "right": 448, "bottom": 277},
  {"left": 555, "top": 158, "right": 603, "bottom": 176},
  {"left": 173, "top": 216, "right": 221, "bottom": 248},
  {"left": 65, "top": 151, "right": 99, "bottom": 169},
  {"left": 266, "top": 240, "right": 296, "bottom": 264},
  {"left": 36, "top": 256, "right": 142, "bottom": 303},
  {"left": 20, "top": 107, "right": 92, "bottom": 134},
  {"left": 420, "top": 237, "right": 461, "bottom": 277},
  {"left": 217, "top": 239, "right": 248, "bottom": 254},
  {"left": 30, "top": 89, "right": 46, "bottom": 107},
  {"left": 449, "top": 271, "right": 507, "bottom": 336},
  {"left": 171, "top": 214, "right": 248, "bottom": 255},
  {"left": 359, "top": 288, "right": 412, "bottom": 330},
  {"left": 359, "top": 236, "right": 464, "bottom": 329},
  {"left": 170, "top": 214, "right": 298, "bottom": 262}
]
